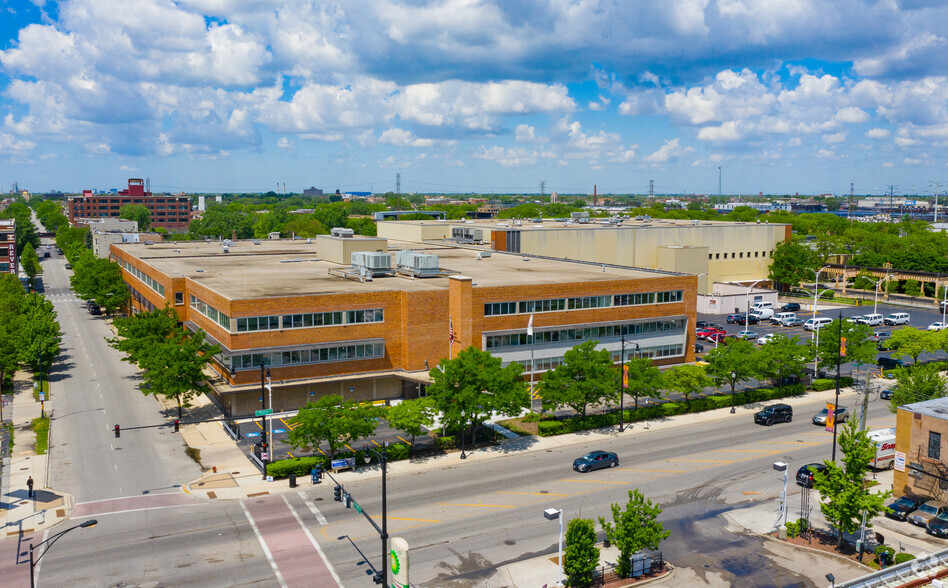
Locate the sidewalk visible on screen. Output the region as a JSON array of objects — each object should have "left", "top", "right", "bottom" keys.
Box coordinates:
[{"left": 0, "top": 372, "right": 73, "bottom": 537}]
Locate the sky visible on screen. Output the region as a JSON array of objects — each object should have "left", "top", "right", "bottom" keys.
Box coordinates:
[{"left": 2, "top": 1, "right": 948, "bottom": 196}]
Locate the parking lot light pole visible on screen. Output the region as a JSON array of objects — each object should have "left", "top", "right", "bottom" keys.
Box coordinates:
[
  {"left": 942, "top": 284, "right": 947, "bottom": 325},
  {"left": 730, "top": 371, "right": 737, "bottom": 414},
  {"left": 809, "top": 267, "right": 829, "bottom": 321},
  {"left": 743, "top": 279, "right": 765, "bottom": 329}
]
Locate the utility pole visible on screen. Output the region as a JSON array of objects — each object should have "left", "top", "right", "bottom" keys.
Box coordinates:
[
  {"left": 649, "top": 179, "right": 654, "bottom": 197},
  {"left": 832, "top": 312, "right": 843, "bottom": 462},
  {"left": 849, "top": 183, "right": 855, "bottom": 218},
  {"left": 887, "top": 185, "right": 897, "bottom": 211},
  {"left": 718, "top": 167, "right": 722, "bottom": 196},
  {"left": 396, "top": 172, "right": 401, "bottom": 195},
  {"left": 931, "top": 181, "right": 942, "bottom": 224}
]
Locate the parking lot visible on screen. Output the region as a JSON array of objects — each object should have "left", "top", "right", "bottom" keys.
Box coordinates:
[{"left": 696, "top": 300, "right": 948, "bottom": 375}]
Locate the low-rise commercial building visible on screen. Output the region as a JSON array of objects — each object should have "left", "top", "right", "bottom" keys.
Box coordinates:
[
  {"left": 111, "top": 237, "right": 697, "bottom": 416},
  {"left": 893, "top": 397, "right": 948, "bottom": 500}
]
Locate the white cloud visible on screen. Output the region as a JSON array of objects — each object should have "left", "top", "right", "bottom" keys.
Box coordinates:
[
  {"left": 473, "top": 146, "right": 538, "bottom": 167},
  {"left": 823, "top": 132, "right": 847, "bottom": 144},
  {"left": 379, "top": 128, "right": 437, "bottom": 148},
  {"left": 866, "top": 128, "right": 890, "bottom": 138},
  {"left": 644, "top": 138, "right": 693, "bottom": 163},
  {"left": 514, "top": 124, "right": 536, "bottom": 142}
]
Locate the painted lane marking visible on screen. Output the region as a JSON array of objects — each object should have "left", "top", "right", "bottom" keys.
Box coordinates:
[
  {"left": 497, "top": 491, "right": 570, "bottom": 497},
  {"left": 371, "top": 515, "right": 441, "bottom": 522},
  {"left": 300, "top": 490, "right": 329, "bottom": 526},
  {"left": 282, "top": 494, "right": 343, "bottom": 586},
  {"left": 619, "top": 468, "right": 685, "bottom": 473},
  {"left": 397, "top": 435, "right": 411, "bottom": 445},
  {"left": 437, "top": 503, "right": 515, "bottom": 508},
  {"left": 241, "top": 501, "right": 287, "bottom": 588},
  {"left": 667, "top": 459, "right": 734, "bottom": 463},
  {"left": 558, "top": 479, "right": 628, "bottom": 484}
]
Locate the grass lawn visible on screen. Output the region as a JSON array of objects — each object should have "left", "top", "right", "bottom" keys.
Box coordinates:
[{"left": 31, "top": 416, "right": 49, "bottom": 455}]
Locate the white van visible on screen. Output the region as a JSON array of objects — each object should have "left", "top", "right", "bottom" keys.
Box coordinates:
[
  {"left": 803, "top": 317, "right": 833, "bottom": 331},
  {"left": 857, "top": 314, "right": 884, "bottom": 326},
  {"left": 750, "top": 307, "right": 774, "bottom": 320},
  {"left": 751, "top": 301, "right": 774, "bottom": 311},
  {"left": 771, "top": 312, "right": 796, "bottom": 325},
  {"left": 867, "top": 428, "right": 896, "bottom": 470},
  {"left": 884, "top": 312, "right": 911, "bottom": 326}
]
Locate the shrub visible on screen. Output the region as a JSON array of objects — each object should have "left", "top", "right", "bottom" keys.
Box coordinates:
[
  {"left": 812, "top": 379, "right": 835, "bottom": 391},
  {"left": 894, "top": 552, "right": 915, "bottom": 564},
  {"left": 266, "top": 456, "right": 328, "bottom": 479},
  {"left": 521, "top": 412, "right": 542, "bottom": 423},
  {"left": 435, "top": 435, "right": 457, "bottom": 450}
]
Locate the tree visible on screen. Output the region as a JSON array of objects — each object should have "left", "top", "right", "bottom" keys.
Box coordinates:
[
  {"left": 754, "top": 334, "right": 811, "bottom": 386},
  {"left": 0, "top": 279, "right": 25, "bottom": 392},
  {"left": 18, "top": 293, "right": 62, "bottom": 373},
  {"left": 119, "top": 204, "right": 151, "bottom": 231},
  {"left": 20, "top": 243, "right": 40, "bottom": 291},
  {"left": 622, "top": 357, "right": 664, "bottom": 411},
  {"left": 138, "top": 330, "right": 220, "bottom": 418},
  {"left": 662, "top": 364, "right": 710, "bottom": 406},
  {"left": 704, "top": 337, "right": 757, "bottom": 397},
  {"left": 426, "top": 346, "right": 529, "bottom": 445},
  {"left": 813, "top": 319, "right": 875, "bottom": 373},
  {"left": 384, "top": 397, "right": 435, "bottom": 457},
  {"left": 812, "top": 420, "right": 892, "bottom": 547},
  {"left": 541, "top": 341, "right": 617, "bottom": 422},
  {"left": 599, "top": 489, "right": 670, "bottom": 578},
  {"left": 109, "top": 305, "right": 181, "bottom": 365},
  {"left": 71, "top": 254, "right": 130, "bottom": 316},
  {"left": 768, "top": 239, "right": 821, "bottom": 291},
  {"left": 889, "top": 327, "right": 938, "bottom": 365},
  {"left": 287, "top": 395, "right": 384, "bottom": 458},
  {"left": 564, "top": 518, "right": 600, "bottom": 587},
  {"left": 888, "top": 363, "right": 947, "bottom": 411}
]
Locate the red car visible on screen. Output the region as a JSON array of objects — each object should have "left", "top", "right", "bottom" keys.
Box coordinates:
[
  {"left": 705, "top": 332, "right": 727, "bottom": 343},
  {"left": 697, "top": 327, "right": 726, "bottom": 340}
]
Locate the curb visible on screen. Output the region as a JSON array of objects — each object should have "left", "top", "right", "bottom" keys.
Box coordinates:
[{"left": 761, "top": 533, "right": 875, "bottom": 571}]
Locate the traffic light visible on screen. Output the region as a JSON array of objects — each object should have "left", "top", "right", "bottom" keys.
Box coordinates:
[
  {"left": 173, "top": 420, "right": 180, "bottom": 432},
  {"left": 333, "top": 485, "right": 342, "bottom": 502},
  {"left": 373, "top": 571, "right": 383, "bottom": 584},
  {"left": 114, "top": 424, "right": 120, "bottom": 438}
]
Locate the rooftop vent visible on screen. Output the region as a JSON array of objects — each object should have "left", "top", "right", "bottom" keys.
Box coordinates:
[{"left": 331, "top": 227, "right": 355, "bottom": 238}]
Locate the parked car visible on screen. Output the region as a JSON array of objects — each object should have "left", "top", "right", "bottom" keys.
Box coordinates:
[
  {"left": 878, "top": 356, "right": 904, "bottom": 370},
  {"left": 756, "top": 334, "right": 777, "bottom": 345},
  {"left": 754, "top": 404, "right": 793, "bottom": 426},
  {"left": 705, "top": 332, "right": 726, "bottom": 344},
  {"left": 736, "top": 315, "right": 760, "bottom": 325},
  {"left": 803, "top": 317, "right": 833, "bottom": 331},
  {"left": 726, "top": 314, "right": 743, "bottom": 324},
  {"left": 857, "top": 314, "right": 884, "bottom": 326},
  {"left": 64, "top": 263, "right": 72, "bottom": 269},
  {"left": 771, "top": 312, "right": 796, "bottom": 325},
  {"left": 696, "top": 321, "right": 722, "bottom": 330},
  {"left": 572, "top": 451, "right": 619, "bottom": 472},
  {"left": 927, "top": 512, "right": 948, "bottom": 537},
  {"left": 885, "top": 495, "right": 925, "bottom": 521},
  {"left": 697, "top": 327, "right": 726, "bottom": 340},
  {"left": 880, "top": 387, "right": 895, "bottom": 400},
  {"left": 928, "top": 322, "right": 948, "bottom": 332},
  {"left": 795, "top": 463, "right": 827, "bottom": 488},
  {"left": 909, "top": 500, "right": 948, "bottom": 527},
  {"left": 782, "top": 317, "right": 806, "bottom": 328},
  {"left": 780, "top": 302, "right": 801, "bottom": 312},
  {"left": 884, "top": 312, "right": 911, "bottom": 326},
  {"left": 695, "top": 343, "right": 705, "bottom": 354},
  {"left": 56, "top": 247, "right": 63, "bottom": 254},
  {"left": 812, "top": 406, "right": 849, "bottom": 425},
  {"left": 868, "top": 331, "right": 890, "bottom": 343},
  {"left": 736, "top": 330, "right": 758, "bottom": 340},
  {"left": 847, "top": 315, "right": 865, "bottom": 324},
  {"left": 87, "top": 301, "right": 102, "bottom": 315}
]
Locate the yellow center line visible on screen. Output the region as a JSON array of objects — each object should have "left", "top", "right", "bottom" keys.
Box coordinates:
[
  {"left": 437, "top": 503, "right": 515, "bottom": 508},
  {"left": 497, "top": 491, "right": 570, "bottom": 497},
  {"left": 718, "top": 449, "right": 785, "bottom": 453},
  {"left": 559, "top": 479, "right": 628, "bottom": 484},
  {"left": 619, "top": 469, "right": 686, "bottom": 473},
  {"left": 254, "top": 421, "right": 263, "bottom": 430},
  {"left": 761, "top": 441, "right": 823, "bottom": 446},
  {"left": 287, "top": 452, "right": 295, "bottom": 458},
  {"left": 371, "top": 516, "right": 440, "bottom": 522},
  {"left": 667, "top": 459, "right": 734, "bottom": 463}
]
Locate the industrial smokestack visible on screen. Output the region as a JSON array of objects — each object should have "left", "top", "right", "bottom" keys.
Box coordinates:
[{"left": 593, "top": 185, "right": 597, "bottom": 206}]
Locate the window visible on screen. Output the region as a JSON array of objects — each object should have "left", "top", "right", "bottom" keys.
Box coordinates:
[
  {"left": 715, "top": 253, "right": 720, "bottom": 259},
  {"left": 930, "top": 431, "right": 942, "bottom": 460},
  {"left": 174, "top": 292, "right": 184, "bottom": 305}
]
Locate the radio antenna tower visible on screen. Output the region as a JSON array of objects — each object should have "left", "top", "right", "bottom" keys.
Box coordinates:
[
  {"left": 649, "top": 180, "right": 654, "bottom": 197},
  {"left": 539, "top": 180, "right": 546, "bottom": 196},
  {"left": 396, "top": 172, "right": 401, "bottom": 194}
]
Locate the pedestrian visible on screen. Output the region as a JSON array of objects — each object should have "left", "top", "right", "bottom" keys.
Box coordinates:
[{"left": 27, "top": 476, "right": 34, "bottom": 498}]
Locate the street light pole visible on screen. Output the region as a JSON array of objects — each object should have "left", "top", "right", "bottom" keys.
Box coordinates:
[
  {"left": 259, "top": 363, "right": 269, "bottom": 480},
  {"left": 363, "top": 445, "right": 389, "bottom": 587},
  {"left": 730, "top": 371, "right": 737, "bottom": 414},
  {"left": 619, "top": 331, "right": 625, "bottom": 432},
  {"left": 459, "top": 409, "right": 467, "bottom": 459},
  {"left": 543, "top": 508, "right": 564, "bottom": 585},
  {"left": 30, "top": 519, "right": 98, "bottom": 587},
  {"left": 832, "top": 312, "right": 843, "bottom": 462}
]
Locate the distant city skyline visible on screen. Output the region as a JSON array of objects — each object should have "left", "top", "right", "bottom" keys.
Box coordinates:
[{"left": 1, "top": 1, "right": 948, "bottom": 196}]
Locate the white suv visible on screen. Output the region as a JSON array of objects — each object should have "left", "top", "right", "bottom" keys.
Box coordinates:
[{"left": 857, "top": 314, "right": 884, "bottom": 326}]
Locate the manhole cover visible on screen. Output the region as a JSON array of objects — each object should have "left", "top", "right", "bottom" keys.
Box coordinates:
[{"left": 504, "top": 540, "right": 515, "bottom": 546}]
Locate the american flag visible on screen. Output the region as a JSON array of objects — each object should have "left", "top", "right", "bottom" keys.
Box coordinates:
[{"left": 449, "top": 316, "right": 455, "bottom": 345}]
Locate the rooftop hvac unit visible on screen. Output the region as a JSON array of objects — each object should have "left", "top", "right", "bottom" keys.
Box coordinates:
[
  {"left": 351, "top": 251, "right": 392, "bottom": 271},
  {"left": 331, "top": 227, "right": 354, "bottom": 238},
  {"left": 451, "top": 227, "right": 483, "bottom": 243},
  {"left": 396, "top": 250, "right": 440, "bottom": 277}
]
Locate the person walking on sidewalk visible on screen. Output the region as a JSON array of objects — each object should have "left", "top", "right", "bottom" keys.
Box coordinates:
[{"left": 27, "top": 476, "right": 34, "bottom": 498}]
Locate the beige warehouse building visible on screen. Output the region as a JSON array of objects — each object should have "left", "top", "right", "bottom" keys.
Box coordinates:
[{"left": 378, "top": 217, "right": 791, "bottom": 295}]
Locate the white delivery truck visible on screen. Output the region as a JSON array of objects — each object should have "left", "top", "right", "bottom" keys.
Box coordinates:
[{"left": 866, "top": 428, "right": 896, "bottom": 470}]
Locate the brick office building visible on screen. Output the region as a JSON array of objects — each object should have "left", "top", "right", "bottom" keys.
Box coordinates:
[
  {"left": 893, "top": 398, "right": 948, "bottom": 500},
  {"left": 68, "top": 179, "right": 191, "bottom": 231},
  {"left": 0, "top": 219, "right": 16, "bottom": 274},
  {"left": 110, "top": 236, "right": 697, "bottom": 417}
]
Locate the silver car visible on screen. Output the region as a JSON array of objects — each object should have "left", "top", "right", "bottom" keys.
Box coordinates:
[{"left": 812, "top": 406, "right": 849, "bottom": 425}]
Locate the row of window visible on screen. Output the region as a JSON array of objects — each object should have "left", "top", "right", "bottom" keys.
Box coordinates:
[
  {"left": 710, "top": 251, "right": 772, "bottom": 260},
  {"left": 505, "top": 343, "right": 685, "bottom": 373},
  {"left": 121, "top": 259, "right": 165, "bottom": 296},
  {"left": 484, "top": 290, "right": 685, "bottom": 316},
  {"left": 231, "top": 341, "right": 385, "bottom": 370},
  {"left": 484, "top": 319, "right": 687, "bottom": 350},
  {"left": 237, "top": 309, "right": 384, "bottom": 333},
  {"left": 190, "top": 295, "right": 231, "bottom": 329}
]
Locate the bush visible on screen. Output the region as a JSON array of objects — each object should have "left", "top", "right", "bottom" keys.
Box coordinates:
[
  {"left": 521, "top": 412, "right": 542, "bottom": 423},
  {"left": 894, "top": 552, "right": 915, "bottom": 564},
  {"left": 435, "top": 435, "right": 457, "bottom": 450},
  {"left": 266, "top": 456, "right": 328, "bottom": 479},
  {"left": 784, "top": 518, "right": 808, "bottom": 538},
  {"left": 811, "top": 377, "right": 854, "bottom": 391}
]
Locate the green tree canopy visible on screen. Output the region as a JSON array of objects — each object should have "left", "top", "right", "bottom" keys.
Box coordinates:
[
  {"left": 662, "top": 364, "right": 710, "bottom": 406},
  {"left": 754, "top": 334, "right": 811, "bottom": 386},
  {"left": 768, "top": 239, "right": 821, "bottom": 291},
  {"left": 704, "top": 337, "right": 757, "bottom": 395},
  {"left": 812, "top": 319, "right": 875, "bottom": 372},
  {"left": 109, "top": 305, "right": 181, "bottom": 365},
  {"left": 119, "top": 204, "right": 151, "bottom": 231},
  {"left": 71, "top": 254, "right": 130, "bottom": 316},
  {"left": 20, "top": 242, "right": 40, "bottom": 290},
  {"left": 889, "top": 327, "right": 939, "bottom": 365},
  {"left": 427, "top": 346, "right": 530, "bottom": 440},
  {"left": 564, "top": 518, "right": 600, "bottom": 586},
  {"left": 812, "top": 420, "right": 892, "bottom": 547},
  {"left": 18, "top": 293, "right": 62, "bottom": 372},
  {"left": 622, "top": 356, "right": 664, "bottom": 411},
  {"left": 138, "top": 329, "right": 220, "bottom": 418},
  {"left": 540, "top": 340, "right": 617, "bottom": 422},
  {"left": 288, "top": 394, "right": 385, "bottom": 458},
  {"left": 888, "top": 363, "right": 947, "bottom": 411},
  {"left": 384, "top": 397, "right": 435, "bottom": 456},
  {"left": 599, "top": 489, "right": 670, "bottom": 578}
]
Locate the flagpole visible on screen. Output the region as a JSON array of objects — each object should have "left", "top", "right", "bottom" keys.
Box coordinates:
[{"left": 527, "top": 314, "right": 535, "bottom": 410}]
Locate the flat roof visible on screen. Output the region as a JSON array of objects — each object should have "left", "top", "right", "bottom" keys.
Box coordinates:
[
  {"left": 904, "top": 397, "right": 948, "bottom": 420},
  {"left": 114, "top": 239, "right": 684, "bottom": 301},
  {"left": 380, "top": 217, "right": 790, "bottom": 231}
]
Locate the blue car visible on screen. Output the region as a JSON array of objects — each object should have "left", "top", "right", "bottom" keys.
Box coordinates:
[{"left": 572, "top": 451, "right": 619, "bottom": 472}]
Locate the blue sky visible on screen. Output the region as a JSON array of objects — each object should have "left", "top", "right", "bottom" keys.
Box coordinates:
[{"left": 1, "top": 1, "right": 948, "bottom": 196}]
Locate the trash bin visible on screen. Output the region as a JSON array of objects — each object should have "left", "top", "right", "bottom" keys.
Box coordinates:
[{"left": 289, "top": 473, "right": 297, "bottom": 488}]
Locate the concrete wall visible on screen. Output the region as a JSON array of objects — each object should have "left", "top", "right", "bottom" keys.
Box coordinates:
[
  {"left": 377, "top": 221, "right": 453, "bottom": 243},
  {"left": 697, "top": 284, "right": 779, "bottom": 315}
]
